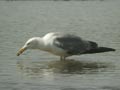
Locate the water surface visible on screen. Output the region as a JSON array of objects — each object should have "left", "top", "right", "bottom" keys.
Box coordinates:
[{"left": 0, "top": 1, "right": 120, "bottom": 90}]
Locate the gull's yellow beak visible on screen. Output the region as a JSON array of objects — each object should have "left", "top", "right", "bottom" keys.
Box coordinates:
[{"left": 17, "top": 48, "right": 26, "bottom": 56}]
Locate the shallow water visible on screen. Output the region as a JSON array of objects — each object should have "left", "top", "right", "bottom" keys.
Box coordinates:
[{"left": 0, "top": 1, "right": 120, "bottom": 90}]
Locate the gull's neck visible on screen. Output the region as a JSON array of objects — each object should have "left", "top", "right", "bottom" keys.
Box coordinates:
[{"left": 37, "top": 37, "right": 50, "bottom": 51}]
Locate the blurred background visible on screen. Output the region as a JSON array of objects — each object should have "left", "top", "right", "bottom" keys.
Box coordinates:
[{"left": 0, "top": 0, "right": 120, "bottom": 90}]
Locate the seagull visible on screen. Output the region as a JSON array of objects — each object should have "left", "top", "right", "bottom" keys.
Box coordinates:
[{"left": 17, "top": 32, "right": 115, "bottom": 60}]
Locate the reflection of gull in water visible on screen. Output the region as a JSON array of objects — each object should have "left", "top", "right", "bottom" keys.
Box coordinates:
[
  {"left": 17, "top": 60, "right": 54, "bottom": 79},
  {"left": 17, "top": 60, "right": 109, "bottom": 74},
  {"left": 17, "top": 32, "right": 115, "bottom": 60}
]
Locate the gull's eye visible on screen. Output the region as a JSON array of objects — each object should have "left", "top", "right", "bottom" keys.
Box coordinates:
[{"left": 27, "top": 42, "right": 30, "bottom": 45}]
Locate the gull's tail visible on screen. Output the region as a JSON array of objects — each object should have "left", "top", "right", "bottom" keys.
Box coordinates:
[{"left": 83, "top": 41, "right": 116, "bottom": 54}]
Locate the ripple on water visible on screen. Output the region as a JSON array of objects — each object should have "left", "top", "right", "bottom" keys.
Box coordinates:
[{"left": 17, "top": 59, "right": 112, "bottom": 76}]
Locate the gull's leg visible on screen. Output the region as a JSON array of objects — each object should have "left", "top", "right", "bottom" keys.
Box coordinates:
[
  {"left": 60, "top": 56, "right": 62, "bottom": 61},
  {"left": 60, "top": 56, "right": 66, "bottom": 61},
  {"left": 63, "top": 56, "right": 66, "bottom": 61}
]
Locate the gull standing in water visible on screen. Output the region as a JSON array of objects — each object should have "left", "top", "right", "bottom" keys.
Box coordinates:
[{"left": 17, "top": 32, "right": 115, "bottom": 60}]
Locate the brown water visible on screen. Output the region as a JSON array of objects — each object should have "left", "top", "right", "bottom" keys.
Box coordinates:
[{"left": 0, "top": 1, "right": 120, "bottom": 90}]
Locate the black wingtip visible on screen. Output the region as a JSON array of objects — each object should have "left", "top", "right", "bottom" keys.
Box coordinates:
[
  {"left": 83, "top": 47, "right": 116, "bottom": 54},
  {"left": 98, "top": 47, "right": 116, "bottom": 52}
]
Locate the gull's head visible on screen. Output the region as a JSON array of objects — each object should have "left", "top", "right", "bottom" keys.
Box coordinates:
[{"left": 17, "top": 37, "right": 40, "bottom": 56}]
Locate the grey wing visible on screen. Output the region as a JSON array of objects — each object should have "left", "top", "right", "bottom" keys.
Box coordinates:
[{"left": 54, "top": 34, "right": 90, "bottom": 55}]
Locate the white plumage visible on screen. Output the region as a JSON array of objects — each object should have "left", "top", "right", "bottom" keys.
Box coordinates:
[{"left": 17, "top": 32, "right": 115, "bottom": 60}]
